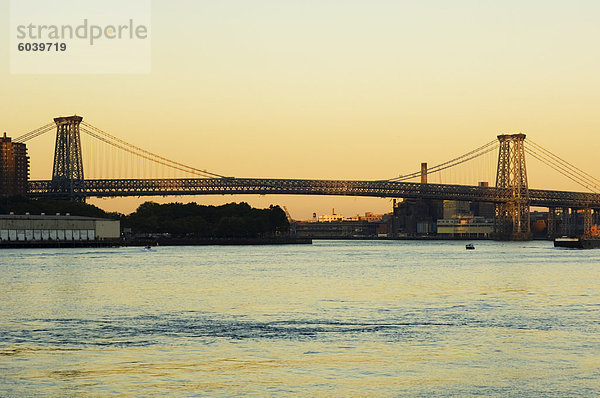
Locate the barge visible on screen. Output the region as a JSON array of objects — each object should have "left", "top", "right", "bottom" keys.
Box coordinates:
[{"left": 554, "top": 237, "right": 600, "bottom": 249}]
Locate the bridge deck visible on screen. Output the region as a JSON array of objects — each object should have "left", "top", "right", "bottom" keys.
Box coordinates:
[{"left": 27, "top": 178, "right": 600, "bottom": 209}]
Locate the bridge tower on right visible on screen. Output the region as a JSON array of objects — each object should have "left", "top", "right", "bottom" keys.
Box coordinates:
[{"left": 494, "top": 133, "right": 532, "bottom": 240}]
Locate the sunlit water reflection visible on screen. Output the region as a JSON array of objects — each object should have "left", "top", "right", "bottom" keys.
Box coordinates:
[{"left": 1, "top": 240, "right": 599, "bottom": 396}]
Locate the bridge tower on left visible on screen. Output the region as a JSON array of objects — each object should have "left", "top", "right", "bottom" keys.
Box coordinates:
[{"left": 52, "top": 116, "right": 85, "bottom": 201}]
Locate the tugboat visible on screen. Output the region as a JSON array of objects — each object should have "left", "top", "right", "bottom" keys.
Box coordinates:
[{"left": 465, "top": 243, "right": 475, "bottom": 250}]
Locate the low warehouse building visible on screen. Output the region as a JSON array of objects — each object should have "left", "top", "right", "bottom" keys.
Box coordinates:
[
  {"left": 436, "top": 216, "right": 494, "bottom": 238},
  {"left": 0, "top": 214, "right": 120, "bottom": 242}
]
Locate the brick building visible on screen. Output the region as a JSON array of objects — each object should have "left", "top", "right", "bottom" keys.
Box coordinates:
[{"left": 0, "top": 133, "right": 29, "bottom": 197}]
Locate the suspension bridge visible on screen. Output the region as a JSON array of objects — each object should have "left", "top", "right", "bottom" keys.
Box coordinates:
[{"left": 12, "top": 115, "right": 600, "bottom": 240}]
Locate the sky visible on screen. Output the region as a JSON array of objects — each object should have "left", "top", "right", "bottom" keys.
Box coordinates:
[{"left": 1, "top": 0, "right": 599, "bottom": 219}]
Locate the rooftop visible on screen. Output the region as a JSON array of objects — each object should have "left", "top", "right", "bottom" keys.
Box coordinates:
[{"left": 0, "top": 214, "right": 117, "bottom": 221}]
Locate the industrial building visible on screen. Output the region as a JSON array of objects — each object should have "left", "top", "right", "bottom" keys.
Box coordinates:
[
  {"left": 435, "top": 200, "right": 494, "bottom": 238},
  {"left": 391, "top": 167, "right": 497, "bottom": 238},
  {"left": 0, "top": 133, "right": 29, "bottom": 197},
  {"left": 437, "top": 216, "right": 494, "bottom": 238},
  {"left": 296, "top": 213, "right": 392, "bottom": 239},
  {"left": 392, "top": 198, "right": 443, "bottom": 237},
  {"left": 0, "top": 214, "right": 120, "bottom": 242}
]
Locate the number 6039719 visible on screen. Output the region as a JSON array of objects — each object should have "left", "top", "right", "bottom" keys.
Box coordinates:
[{"left": 17, "top": 42, "right": 67, "bottom": 51}]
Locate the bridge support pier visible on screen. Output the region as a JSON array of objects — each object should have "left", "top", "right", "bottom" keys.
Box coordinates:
[
  {"left": 547, "top": 207, "right": 557, "bottom": 238},
  {"left": 493, "top": 134, "right": 532, "bottom": 241},
  {"left": 547, "top": 207, "right": 572, "bottom": 238},
  {"left": 561, "top": 207, "right": 573, "bottom": 236},
  {"left": 581, "top": 208, "right": 600, "bottom": 237},
  {"left": 583, "top": 208, "right": 593, "bottom": 236}
]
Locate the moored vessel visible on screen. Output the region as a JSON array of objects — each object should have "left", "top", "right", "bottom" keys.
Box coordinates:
[{"left": 554, "top": 237, "right": 600, "bottom": 249}]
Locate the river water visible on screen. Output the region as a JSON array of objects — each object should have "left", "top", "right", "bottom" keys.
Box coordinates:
[{"left": 1, "top": 240, "right": 599, "bottom": 396}]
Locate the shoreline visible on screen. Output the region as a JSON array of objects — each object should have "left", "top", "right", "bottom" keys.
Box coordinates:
[
  {"left": 301, "top": 236, "right": 550, "bottom": 241},
  {"left": 0, "top": 237, "right": 313, "bottom": 249},
  {"left": 0, "top": 236, "right": 556, "bottom": 249}
]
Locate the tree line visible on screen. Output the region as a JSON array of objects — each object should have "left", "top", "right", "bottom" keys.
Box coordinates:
[{"left": 0, "top": 197, "right": 289, "bottom": 238}]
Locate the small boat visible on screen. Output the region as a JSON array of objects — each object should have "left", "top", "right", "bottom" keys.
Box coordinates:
[
  {"left": 145, "top": 245, "right": 152, "bottom": 250},
  {"left": 465, "top": 244, "right": 475, "bottom": 250}
]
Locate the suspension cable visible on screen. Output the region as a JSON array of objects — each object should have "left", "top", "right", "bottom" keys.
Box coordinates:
[
  {"left": 525, "top": 142, "right": 600, "bottom": 190},
  {"left": 14, "top": 122, "right": 56, "bottom": 143},
  {"left": 80, "top": 127, "right": 221, "bottom": 179},
  {"left": 527, "top": 139, "right": 600, "bottom": 185},
  {"left": 524, "top": 146, "right": 599, "bottom": 193},
  {"left": 388, "top": 140, "right": 498, "bottom": 182},
  {"left": 81, "top": 121, "right": 228, "bottom": 179}
]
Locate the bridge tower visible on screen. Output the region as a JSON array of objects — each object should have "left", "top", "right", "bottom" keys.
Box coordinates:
[
  {"left": 52, "top": 116, "right": 85, "bottom": 201},
  {"left": 494, "top": 133, "right": 532, "bottom": 240}
]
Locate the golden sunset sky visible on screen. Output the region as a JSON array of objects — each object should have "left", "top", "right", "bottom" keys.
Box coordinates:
[{"left": 1, "top": 1, "right": 599, "bottom": 218}]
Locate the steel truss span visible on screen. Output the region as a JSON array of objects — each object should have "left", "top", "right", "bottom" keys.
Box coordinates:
[{"left": 27, "top": 178, "right": 600, "bottom": 209}]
